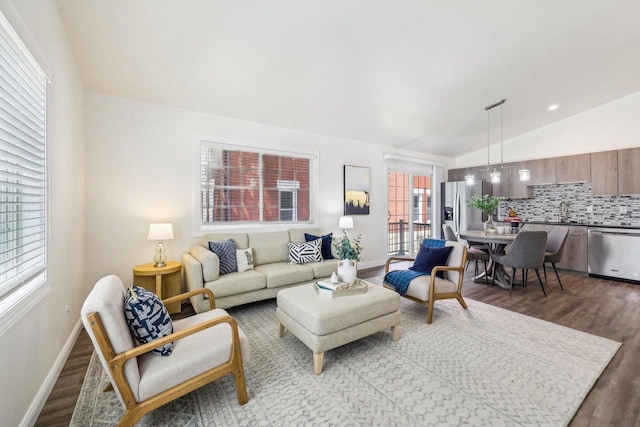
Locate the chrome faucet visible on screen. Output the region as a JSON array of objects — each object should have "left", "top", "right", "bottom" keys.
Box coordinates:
[{"left": 559, "top": 201, "right": 569, "bottom": 222}]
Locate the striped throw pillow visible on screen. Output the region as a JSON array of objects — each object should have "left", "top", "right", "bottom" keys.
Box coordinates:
[
  {"left": 208, "top": 239, "right": 238, "bottom": 275},
  {"left": 288, "top": 238, "right": 322, "bottom": 264}
]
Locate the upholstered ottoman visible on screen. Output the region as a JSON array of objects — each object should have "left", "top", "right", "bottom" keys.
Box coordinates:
[{"left": 276, "top": 282, "right": 401, "bottom": 374}]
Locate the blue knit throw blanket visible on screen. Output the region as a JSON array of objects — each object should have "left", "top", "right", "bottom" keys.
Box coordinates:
[{"left": 384, "top": 269, "right": 429, "bottom": 296}]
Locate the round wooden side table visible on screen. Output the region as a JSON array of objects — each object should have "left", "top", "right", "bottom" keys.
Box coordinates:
[{"left": 133, "top": 261, "right": 182, "bottom": 313}]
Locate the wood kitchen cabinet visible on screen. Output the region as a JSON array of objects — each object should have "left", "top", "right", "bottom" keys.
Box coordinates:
[
  {"left": 556, "top": 153, "right": 590, "bottom": 184},
  {"left": 490, "top": 165, "right": 509, "bottom": 197},
  {"left": 591, "top": 150, "right": 618, "bottom": 196},
  {"left": 618, "top": 147, "right": 640, "bottom": 196},
  {"left": 528, "top": 158, "right": 556, "bottom": 185},
  {"left": 447, "top": 168, "right": 465, "bottom": 181},
  {"left": 557, "top": 226, "right": 588, "bottom": 273},
  {"left": 506, "top": 163, "right": 529, "bottom": 199},
  {"left": 522, "top": 223, "right": 587, "bottom": 273}
]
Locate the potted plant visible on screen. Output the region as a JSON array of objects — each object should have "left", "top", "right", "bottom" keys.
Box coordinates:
[
  {"left": 333, "top": 231, "right": 363, "bottom": 284},
  {"left": 466, "top": 194, "right": 504, "bottom": 231}
]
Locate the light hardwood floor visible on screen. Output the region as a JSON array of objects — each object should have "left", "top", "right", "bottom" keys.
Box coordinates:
[{"left": 36, "top": 268, "right": 640, "bottom": 426}]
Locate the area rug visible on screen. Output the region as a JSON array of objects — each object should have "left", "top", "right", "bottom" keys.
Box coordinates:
[{"left": 71, "top": 281, "right": 620, "bottom": 426}]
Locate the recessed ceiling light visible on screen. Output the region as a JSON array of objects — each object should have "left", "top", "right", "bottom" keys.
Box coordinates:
[{"left": 548, "top": 104, "right": 559, "bottom": 111}]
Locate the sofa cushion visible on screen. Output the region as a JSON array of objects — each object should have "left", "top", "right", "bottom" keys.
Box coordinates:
[
  {"left": 304, "top": 259, "right": 340, "bottom": 279},
  {"left": 288, "top": 227, "right": 323, "bottom": 243},
  {"left": 124, "top": 286, "right": 174, "bottom": 356},
  {"left": 288, "top": 238, "right": 322, "bottom": 264},
  {"left": 236, "top": 248, "right": 254, "bottom": 272},
  {"left": 190, "top": 245, "right": 219, "bottom": 282},
  {"left": 254, "top": 262, "right": 315, "bottom": 289},
  {"left": 305, "top": 232, "right": 334, "bottom": 260},
  {"left": 204, "top": 270, "right": 267, "bottom": 298},
  {"left": 208, "top": 239, "right": 237, "bottom": 275},
  {"left": 249, "top": 231, "right": 290, "bottom": 265}
]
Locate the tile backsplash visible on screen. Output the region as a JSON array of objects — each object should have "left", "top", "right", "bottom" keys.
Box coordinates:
[{"left": 498, "top": 183, "right": 640, "bottom": 226}]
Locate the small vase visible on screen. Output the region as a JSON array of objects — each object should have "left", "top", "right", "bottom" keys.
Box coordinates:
[
  {"left": 337, "top": 259, "right": 357, "bottom": 285},
  {"left": 484, "top": 214, "right": 496, "bottom": 232}
]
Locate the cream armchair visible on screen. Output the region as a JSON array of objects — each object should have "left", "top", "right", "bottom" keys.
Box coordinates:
[
  {"left": 384, "top": 241, "right": 468, "bottom": 324},
  {"left": 81, "top": 275, "right": 249, "bottom": 426}
]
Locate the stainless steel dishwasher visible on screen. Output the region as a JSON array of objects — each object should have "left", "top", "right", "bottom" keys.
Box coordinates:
[{"left": 588, "top": 227, "right": 640, "bottom": 282}]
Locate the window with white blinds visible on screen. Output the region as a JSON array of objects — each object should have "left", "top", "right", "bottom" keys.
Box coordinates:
[
  {"left": 0, "top": 13, "right": 48, "bottom": 300},
  {"left": 199, "top": 141, "right": 317, "bottom": 228}
]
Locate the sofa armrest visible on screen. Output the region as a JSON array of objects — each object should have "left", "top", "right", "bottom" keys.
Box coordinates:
[{"left": 190, "top": 244, "right": 219, "bottom": 281}]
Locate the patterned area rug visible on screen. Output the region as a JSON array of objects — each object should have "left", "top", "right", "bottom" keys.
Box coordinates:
[{"left": 71, "top": 280, "right": 620, "bottom": 426}]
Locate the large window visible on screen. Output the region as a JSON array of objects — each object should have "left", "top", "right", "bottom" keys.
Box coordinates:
[
  {"left": 199, "top": 142, "right": 316, "bottom": 228},
  {"left": 0, "top": 12, "right": 48, "bottom": 302}
]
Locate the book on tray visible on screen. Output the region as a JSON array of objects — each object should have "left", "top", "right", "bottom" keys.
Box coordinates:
[{"left": 317, "top": 280, "right": 350, "bottom": 291}]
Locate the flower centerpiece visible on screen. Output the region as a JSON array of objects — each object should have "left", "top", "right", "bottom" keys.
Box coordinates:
[
  {"left": 333, "top": 230, "right": 363, "bottom": 285},
  {"left": 466, "top": 194, "right": 504, "bottom": 232}
]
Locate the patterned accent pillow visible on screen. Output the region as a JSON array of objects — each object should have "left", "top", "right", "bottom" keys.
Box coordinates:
[
  {"left": 236, "top": 248, "right": 254, "bottom": 272},
  {"left": 208, "top": 239, "right": 237, "bottom": 275},
  {"left": 305, "top": 232, "right": 334, "bottom": 259},
  {"left": 288, "top": 238, "right": 322, "bottom": 264},
  {"left": 124, "top": 286, "right": 174, "bottom": 356}
]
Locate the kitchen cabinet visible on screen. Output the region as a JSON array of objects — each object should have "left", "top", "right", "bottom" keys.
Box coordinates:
[
  {"left": 591, "top": 150, "right": 618, "bottom": 196},
  {"left": 556, "top": 153, "right": 590, "bottom": 184},
  {"left": 557, "top": 226, "right": 588, "bottom": 273},
  {"left": 528, "top": 158, "right": 556, "bottom": 185},
  {"left": 521, "top": 223, "right": 587, "bottom": 273},
  {"left": 618, "top": 147, "right": 640, "bottom": 196},
  {"left": 490, "top": 166, "right": 509, "bottom": 198},
  {"left": 447, "top": 168, "right": 465, "bottom": 182},
  {"left": 506, "top": 163, "right": 529, "bottom": 199}
]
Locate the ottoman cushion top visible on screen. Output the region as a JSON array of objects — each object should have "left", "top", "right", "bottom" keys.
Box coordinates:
[{"left": 277, "top": 283, "right": 400, "bottom": 336}]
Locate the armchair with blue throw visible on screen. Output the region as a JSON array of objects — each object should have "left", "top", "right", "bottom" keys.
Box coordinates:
[{"left": 384, "top": 239, "right": 467, "bottom": 324}]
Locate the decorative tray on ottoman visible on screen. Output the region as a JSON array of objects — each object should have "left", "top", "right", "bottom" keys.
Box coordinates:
[{"left": 314, "top": 279, "right": 368, "bottom": 298}]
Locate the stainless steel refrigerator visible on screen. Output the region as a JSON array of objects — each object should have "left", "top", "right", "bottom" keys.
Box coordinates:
[{"left": 441, "top": 181, "right": 491, "bottom": 237}]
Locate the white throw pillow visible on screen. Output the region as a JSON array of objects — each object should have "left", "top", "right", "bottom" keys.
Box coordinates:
[{"left": 237, "top": 248, "right": 254, "bottom": 272}]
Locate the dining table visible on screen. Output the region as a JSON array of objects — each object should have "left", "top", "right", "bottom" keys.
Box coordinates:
[{"left": 457, "top": 229, "right": 518, "bottom": 290}]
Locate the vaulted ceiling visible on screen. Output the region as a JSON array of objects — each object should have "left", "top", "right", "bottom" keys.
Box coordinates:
[{"left": 56, "top": 0, "right": 640, "bottom": 158}]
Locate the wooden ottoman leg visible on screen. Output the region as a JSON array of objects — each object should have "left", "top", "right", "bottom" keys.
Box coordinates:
[
  {"left": 313, "top": 352, "right": 324, "bottom": 375},
  {"left": 278, "top": 321, "right": 285, "bottom": 337},
  {"left": 392, "top": 324, "right": 400, "bottom": 342}
]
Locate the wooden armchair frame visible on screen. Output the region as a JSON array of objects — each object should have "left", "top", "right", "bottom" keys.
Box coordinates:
[
  {"left": 384, "top": 246, "right": 468, "bottom": 324},
  {"left": 86, "top": 288, "right": 248, "bottom": 426}
]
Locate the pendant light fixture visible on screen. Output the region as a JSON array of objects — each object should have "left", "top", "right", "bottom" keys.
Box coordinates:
[{"left": 486, "top": 99, "right": 505, "bottom": 184}]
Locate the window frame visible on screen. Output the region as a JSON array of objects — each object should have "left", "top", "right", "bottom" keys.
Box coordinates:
[
  {"left": 194, "top": 138, "right": 319, "bottom": 234},
  {"left": 0, "top": 9, "right": 51, "bottom": 334}
]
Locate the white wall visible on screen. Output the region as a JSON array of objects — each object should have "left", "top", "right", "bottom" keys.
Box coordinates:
[
  {"left": 455, "top": 91, "right": 640, "bottom": 168},
  {"left": 85, "top": 92, "right": 451, "bottom": 287},
  {"left": 0, "top": 1, "right": 85, "bottom": 426}
]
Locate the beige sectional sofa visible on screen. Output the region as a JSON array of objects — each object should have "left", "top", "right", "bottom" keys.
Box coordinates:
[{"left": 182, "top": 227, "right": 339, "bottom": 312}]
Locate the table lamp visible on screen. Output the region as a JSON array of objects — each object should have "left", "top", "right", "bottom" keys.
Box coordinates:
[
  {"left": 148, "top": 223, "right": 174, "bottom": 267},
  {"left": 338, "top": 216, "right": 354, "bottom": 231}
]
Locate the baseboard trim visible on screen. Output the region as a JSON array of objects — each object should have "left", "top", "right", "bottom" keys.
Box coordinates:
[{"left": 21, "top": 318, "right": 83, "bottom": 427}]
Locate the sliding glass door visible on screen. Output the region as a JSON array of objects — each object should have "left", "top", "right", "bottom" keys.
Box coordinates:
[{"left": 387, "top": 172, "right": 432, "bottom": 256}]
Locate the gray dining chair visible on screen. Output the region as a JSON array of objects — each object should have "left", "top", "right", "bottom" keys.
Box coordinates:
[
  {"left": 442, "top": 224, "right": 489, "bottom": 284},
  {"left": 491, "top": 231, "right": 548, "bottom": 296},
  {"left": 543, "top": 226, "right": 569, "bottom": 291}
]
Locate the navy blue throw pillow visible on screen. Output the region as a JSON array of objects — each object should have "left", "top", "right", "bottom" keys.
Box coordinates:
[
  {"left": 124, "top": 286, "right": 174, "bottom": 356},
  {"left": 305, "top": 232, "right": 334, "bottom": 259},
  {"left": 409, "top": 245, "right": 454, "bottom": 279},
  {"left": 208, "top": 239, "right": 238, "bottom": 275}
]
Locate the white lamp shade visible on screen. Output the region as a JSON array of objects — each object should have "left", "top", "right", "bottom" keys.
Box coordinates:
[
  {"left": 338, "top": 216, "right": 354, "bottom": 229},
  {"left": 148, "top": 223, "right": 174, "bottom": 240}
]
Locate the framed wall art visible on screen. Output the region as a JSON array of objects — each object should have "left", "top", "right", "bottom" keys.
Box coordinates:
[{"left": 344, "top": 165, "right": 370, "bottom": 215}]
